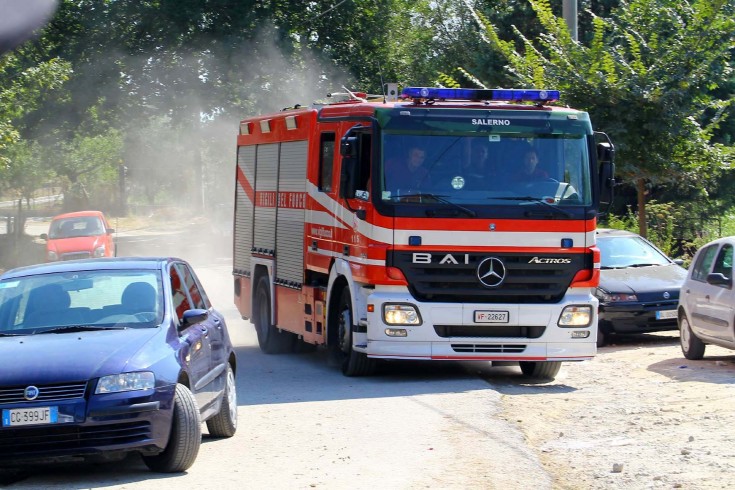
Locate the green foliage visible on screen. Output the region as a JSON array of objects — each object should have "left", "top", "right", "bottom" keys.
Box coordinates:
[
  {"left": 0, "top": 55, "right": 71, "bottom": 165},
  {"left": 466, "top": 0, "right": 735, "bottom": 236}
]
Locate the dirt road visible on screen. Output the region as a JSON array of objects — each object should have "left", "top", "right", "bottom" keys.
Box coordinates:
[{"left": 496, "top": 331, "right": 735, "bottom": 489}]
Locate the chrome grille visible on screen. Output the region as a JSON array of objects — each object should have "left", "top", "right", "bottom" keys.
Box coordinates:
[
  {"left": 0, "top": 382, "right": 88, "bottom": 405},
  {"left": 389, "top": 251, "right": 590, "bottom": 304}
]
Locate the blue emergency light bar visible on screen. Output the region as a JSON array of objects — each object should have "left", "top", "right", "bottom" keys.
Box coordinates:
[{"left": 401, "top": 87, "right": 560, "bottom": 103}]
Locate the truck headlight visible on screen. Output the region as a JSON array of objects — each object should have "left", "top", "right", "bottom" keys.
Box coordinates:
[
  {"left": 94, "top": 245, "right": 106, "bottom": 257},
  {"left": 47, "top": 250, "right": 58, "bottom": 261},
  {"left": 96, "top": 372, "right": 155, "bottom": 394},
  {"left": 383, "top": 304, "right": 421, "bottom": 325},
  {"left": 558, "top": 305, "right": 592, "bottom": 327}
]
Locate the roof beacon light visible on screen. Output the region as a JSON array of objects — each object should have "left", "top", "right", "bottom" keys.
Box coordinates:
[{"left": 401, "top": 87, "right": 560, "bottom": 103}]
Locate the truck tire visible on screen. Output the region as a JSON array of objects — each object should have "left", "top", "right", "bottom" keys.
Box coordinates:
[
  {"left": 206, "top": 363, "right": 237, "bottom": 438},
  {"left": 254, "top": 275, "right": 293, "bottom": 354},
  {"left": 679, "top": 313, "right": 705, "bottom": 360},
  {"left": 519, "top": 361, "right": 562, "bottom": 380},
  {"left": 332, "top": 288, "right": 376, "bottom": 377},
  {"left": 142, "top": 384, "right": 201, "bottom": 473}
]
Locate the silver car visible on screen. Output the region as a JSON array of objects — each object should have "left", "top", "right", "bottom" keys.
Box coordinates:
[{"left": 678, "top": 237, "right": 735, "bottom": 359}]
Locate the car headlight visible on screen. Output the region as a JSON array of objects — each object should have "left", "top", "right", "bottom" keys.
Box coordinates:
[
  {"left": 383, "top": 304, "right": 421, "bottom": 325},
  {"left": 94, "top": 245, "right": 106, "bottom": 257},
  {"left": 594, "top": 288, "right": 637, "bottom": 303},
  {"left": 47, "top": 250, "right": 58, "bottom": 261},
  {"left": 558, "top": 305, "right": 592, "bottom": 327},
  {"left": 96, "top": 372, "right": 155, "bottom": 394}
]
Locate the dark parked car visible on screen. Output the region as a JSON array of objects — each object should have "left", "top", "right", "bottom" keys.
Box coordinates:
[
  {"left": 595, "top": 229, "right": 687, "bottom": 346},
  {"left": 0, "top": 257, "right": 237, "bottom": 472},
  {"left": 678, "top": 236, "right": 735, "bottom": 359}
]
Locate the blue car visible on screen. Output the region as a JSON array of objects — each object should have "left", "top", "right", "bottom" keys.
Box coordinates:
[{"left": 0, "top": 257, "right": 237, "bottom": 472}]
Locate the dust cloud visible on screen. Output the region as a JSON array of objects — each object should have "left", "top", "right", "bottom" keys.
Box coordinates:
[{"left": 113, "top": 21, "right": 353, "bottom": 267}]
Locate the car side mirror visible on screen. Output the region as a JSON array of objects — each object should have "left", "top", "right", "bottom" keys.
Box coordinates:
[
  {"left": 179, "top": 308, "right": 209, "bottom": 332},
  {"left": 706, "top": 272, "right": 732, "bottom": 288},
  {"left": 673, "top": 258, "right": 684, "bottom": 266},
  {"left": 107, "top": 228, "right": 115, "bottom": 234},
  {"left": 40, "top": 233, "right": 48, "bottom": 240}
]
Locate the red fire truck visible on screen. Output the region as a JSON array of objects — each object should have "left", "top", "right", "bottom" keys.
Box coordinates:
[{"left": 233, "top": 86, "right": 614, "bottom": 379}]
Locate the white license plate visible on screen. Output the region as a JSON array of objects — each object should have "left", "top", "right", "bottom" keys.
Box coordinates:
[
  {"left": 2, "top": 406, "right": 58, "bottom": 427},
  {"left": 474, "top": 310, "right": 509, "bottom": 323},
  {"left": 656, "top": 309, "right": 677, "bottom": 320}
]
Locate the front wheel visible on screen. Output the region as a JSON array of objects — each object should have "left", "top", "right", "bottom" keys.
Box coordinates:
[
  {"left": 206, "top": 363, "right": 237, "bottom": 438},
  {"left": 142, "top": 384, "right": 201, "bottom": 473},
  {"left": 519, "top": 361, "right": 562, "bottom": 381},
  {"left": 679, "top": 313, "right": 705, "bottom": 360},
  {"left": 331, "top": 288, "right": 376, "bottom": 377}
]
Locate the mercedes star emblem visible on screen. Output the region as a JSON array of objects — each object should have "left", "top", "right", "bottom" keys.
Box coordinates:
[{"left": 477, "top": 257, "right": 506, "bottom": 288}]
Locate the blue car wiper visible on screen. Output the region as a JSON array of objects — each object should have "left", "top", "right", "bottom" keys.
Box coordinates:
[
  {"left": 36, "top": 325, "right": 128, "bottom": 334},
  {"left": 0, "top": 331, "right": 26, "bottom": 336}
]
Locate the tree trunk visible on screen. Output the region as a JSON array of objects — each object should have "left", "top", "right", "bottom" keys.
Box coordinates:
[{"left": 636, "top": 177, "right": 648, "bottom": 238}]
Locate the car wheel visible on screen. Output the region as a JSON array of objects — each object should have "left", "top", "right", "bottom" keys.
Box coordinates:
[
  {"left": 679, "top": 313, "right": 705, "bottom": 360},
  {"left": 596, "top": 325, "right": 608, "bottom": 347},
  {"left": 206, "top": 363, "right": 237, "bottom": 438},
  {"left": 331, "top": 288, "right": 376, "bottom": 377},
  {"left": 254, "top": 275, "right": 293, "bottom": 354},
  {"left": 142, "top": 384, "right": 201, "bottom": 473},
  {"left": 519, "top": 361, "right": 562, "bottom": 380}
]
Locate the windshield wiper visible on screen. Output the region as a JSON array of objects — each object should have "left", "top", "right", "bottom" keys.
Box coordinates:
[
  {"left": 36, "top": 325, "right": 128, "bottom": 334},
  {"left": 397, "top": 193, "right": 476, "bottom": 217},
  {"left": 494, "top": 196, "right": 573, "bottom": 218},
  {"left": 0, "top": 331, "right": 26, "bottom": 337},
  {"left": 628, "top": 263, "right": 662, "bottom": 268}
]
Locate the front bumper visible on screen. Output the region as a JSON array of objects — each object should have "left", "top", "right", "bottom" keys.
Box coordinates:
[
  {"left": 598, "top": 302, "right": 678, "bottom": 334},
  {"left": 0, "top": 383, "right": 175, "bottom": 465},
  {"left": 358, "top": 289, "right": 597, "bottom": 361}
]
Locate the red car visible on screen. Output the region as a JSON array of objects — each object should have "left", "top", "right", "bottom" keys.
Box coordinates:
[{"left": 41, "top": 211, "right": 116, "bottom": 261}]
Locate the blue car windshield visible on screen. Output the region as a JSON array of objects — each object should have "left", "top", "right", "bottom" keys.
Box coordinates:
[{"left": 0, "top": 270, "right": 163, "bottom": 335}]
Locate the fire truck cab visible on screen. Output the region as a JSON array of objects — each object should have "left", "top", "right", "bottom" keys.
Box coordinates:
[{"left": 233, "top": 86, "right": 614, "bottom": 379}]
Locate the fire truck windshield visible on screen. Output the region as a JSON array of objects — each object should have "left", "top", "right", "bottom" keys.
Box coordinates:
[{"left": 379, "top": 132, "right": 592, "bottom": 213}]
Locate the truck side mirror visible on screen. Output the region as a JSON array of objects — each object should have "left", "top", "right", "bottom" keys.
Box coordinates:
[
  {"left": 339, "top": 135, "right": 359, "bottom": 199},
  {"left": 340, "top": 136, "right": 358, "bottom": 158},
  {"left": 596, "top": 141, "right": 615, "bottom": 207}
]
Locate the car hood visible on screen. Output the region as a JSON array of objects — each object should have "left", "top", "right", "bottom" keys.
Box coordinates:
[
  {"left": 47, "top": 236, "right": 104, "bottom": 254},
  {"left": 600, "top": 264, "right": 688, "bottom": 295},
  {"left": 0, "top": 327, "right": 164, "bottom": 386}
]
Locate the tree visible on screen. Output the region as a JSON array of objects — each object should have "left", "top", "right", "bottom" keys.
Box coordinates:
[
  {"left": 467, "top": 0, "right": 735, "bottom": 236},
  {"left": 52, "top": 129, "right": 123, "bottom": 211}
]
